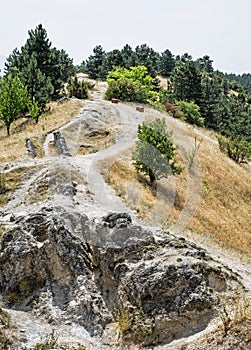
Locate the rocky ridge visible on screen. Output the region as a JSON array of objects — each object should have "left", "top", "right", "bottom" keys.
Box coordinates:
[
  {"left": 0, "top": 90, "right": 250, "bottom": 349},
  {"left": 0, "top": 207, "right": 244, "bottom": 349}
]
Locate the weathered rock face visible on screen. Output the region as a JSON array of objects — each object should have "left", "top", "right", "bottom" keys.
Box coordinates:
[{"left": 0, "top": 208, "right": 242, "bottom": 345}]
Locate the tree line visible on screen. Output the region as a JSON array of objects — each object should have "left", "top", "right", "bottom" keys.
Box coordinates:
[
  {"left": 0, "top": 25, "right": 250, "bottom": 163},
  {"left": 80, "top": 44, "right": 250, "bottom": 163}
]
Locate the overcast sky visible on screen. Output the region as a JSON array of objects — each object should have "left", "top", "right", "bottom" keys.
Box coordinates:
[{"left": 0, "top": 0, "right": 250, "bottom": 74}]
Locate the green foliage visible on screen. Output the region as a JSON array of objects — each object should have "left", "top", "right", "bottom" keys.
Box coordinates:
[
  {"left": 195, "top": 55, "right": 214, "bottom": 72},
  {"left": 28, "top": 97, "right": 40, "bottom": 123},
  {"left": 120, "top": 44, "right": 136, "bottom": 68},
  {"left": 5, "top": 24, "right": 75, "bottom": 108},
  {"left": 175, "top": 100, "right": 204, "bottom": 126},
  {"left": 84, "top": 43, "right": 160, "bottom": 79},
  {"left": 67, "top": 75, "right": 93, "bottom": 99},
  {"left": 200, "top": 73, "right": 222, "bottom": 129},
  {"left": 105, "top": 66, "right": 158, "bottom": 104},
  {"left": 225, "top": 72, "right": 251, "bottom": 95},
  {"left": 170, "top": 59, "right": 203, "bottom": 106},
  {"left": 134, "top": 44, "right": 160, "bottom": 77},
  {"left": 85, "top": 45, "right": 106, "bottom": 79},
  {"left": 218, "top": 135, "right": 251, "bottom": 164},
  {"left": 99, "top": 49, "right": 124, "bottom": 80},
  {"left": 0, "top": 73, "right": 30, "bottom": 135},
  {"left": 158, "top": 49, "right": 175, "bottom": 77},
  {"left": 20, "top": 53, "right": 54, "bottom": 120},
  {"left": 133, "top": 118, "right": 183, "bottom": 183},
  {"left": 105, "top": 79, "right": 148, "bottom": 103}
]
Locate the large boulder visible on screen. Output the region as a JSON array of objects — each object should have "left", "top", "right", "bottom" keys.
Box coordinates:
[{"left": 0, "top": 208, "right": 242, "bottom": 345}]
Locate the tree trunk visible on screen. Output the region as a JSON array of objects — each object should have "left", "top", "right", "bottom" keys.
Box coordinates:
[
  {"left": 6, "top": 124, "right": 10, "bottom": 136},
  {"left": 149, "top": 169, "right": 156, "bottom": 184}
]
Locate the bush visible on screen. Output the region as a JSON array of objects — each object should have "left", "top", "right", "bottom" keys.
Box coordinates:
[
  {"left": 105, "top": 66, "right": 159, "bottom": 105},
  {"left": 175, "top": 100, "right": 204, "bottom": 126},
  {"left": 218, "top": 135, "right": 251, "bottom": 164},
  {"left": 165, "top": 102, "right": 185, "bottom": 119},
  {"left": 67, "top": 75, "right": 93, "bottom": 99},
  {"left": 105, "top": 79, "right": 148, "bottom": 103}
]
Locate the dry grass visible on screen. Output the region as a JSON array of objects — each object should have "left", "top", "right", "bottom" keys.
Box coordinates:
[
  {"left": 0, "top": 99, "right": 84, "bottom": 163},
  {"left": 0, "top": 166, "right": 40, "bottom": 207},
  {"left": 102, "top": 115, "right": 251, "bottom": 263},
  {"left": 74, "top": 130, "right": 114, "bottom": 156}
]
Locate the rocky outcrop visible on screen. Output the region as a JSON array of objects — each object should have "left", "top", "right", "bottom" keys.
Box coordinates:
[
  {"left": 0, "top": 208, "right": 242, "bottom": 346},
  {"left": 53, "top": 131, "right": 71, "bottom": 156}
]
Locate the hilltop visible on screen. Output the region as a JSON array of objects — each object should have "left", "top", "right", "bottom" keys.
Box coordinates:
[{"left": 0, "top": 82, "right": 250, "bottom": 349}]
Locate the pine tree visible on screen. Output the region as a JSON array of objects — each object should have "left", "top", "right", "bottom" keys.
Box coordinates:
[
  {"left": 5, "top": 24, "right": 74, "bottom": 104},
  {"left": 85, "top": 45, "right": 106, "bottom": 79},
  {"left": 120, "top": 44, "right": 136, "bottom": 69},
  {"left": 196, "top": 55, "right": 214, "bottom": 73},
  {"left": 159, "top": 49, "right": 175, "bottom": 77},
  {"left": 20, "top": 53, "right": 54, "bottom": 120},
  {"left": 134, "top": 44, "right": 160, "bottom": 77},
  {"left": 200, "top": 73, "right": 222, "bottom": 129},
  {"left": 171, "top": 60, "right": 203, "bottom": 106},
  {"left": 99, "top": 49, "right": 124, "bottom": 80}
]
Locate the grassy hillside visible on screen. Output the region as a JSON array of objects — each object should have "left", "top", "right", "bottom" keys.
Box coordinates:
[
  {"left": 0, "top": 98, "right": 250, "bottom": 263},
  {"left": 100, "top": 107, "right": 251, "bottom": 263},
  {"left": 0, "top": 99, "right": 84, "bottom": 163}
]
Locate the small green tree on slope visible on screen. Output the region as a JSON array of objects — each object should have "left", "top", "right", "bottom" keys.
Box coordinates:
[
  {"left": 133, "top": 118, "right": 183, "bottom": 184},
  {"left": 0, "top": 73, "right": 29, "bottom": 135}
]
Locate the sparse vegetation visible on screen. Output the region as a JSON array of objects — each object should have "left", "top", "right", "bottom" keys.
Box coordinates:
[
  {"left": 116, "top": 306, "right": 154, "bottom": 346},
  {"left": 217, "top": 134, "right": 251, "bottom": 164},
  {"left": 116, "top": 307, "right": 131, "bottom": 333},
  {"left": 0, "top": 98, "right": 84, "bottom": 163},
  {"left": 21, "top": 330, "right": 86, "bottom": 350},
  {"left": 0, "top": 308, "right": 12, "bottom": 350},
  {"left": 104, "top": 112, "right": 251, "bottom": 263},
  {"left": 0, "top": 166, "right": 40, "bottom": 207},
  {"left": 219, "top": 292, "right": 251, "bottom": 335},
  {"left": 22, "top": 331, "right": 58, "bottom": 350}
]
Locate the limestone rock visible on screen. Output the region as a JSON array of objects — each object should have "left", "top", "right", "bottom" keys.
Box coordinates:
[{"left": 0, "top": 208, "right": 242, "bottom": 346}]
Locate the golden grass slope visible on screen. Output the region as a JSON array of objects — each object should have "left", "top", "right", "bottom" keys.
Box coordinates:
[
  {"left": 0, "top": 99, "right": 84, "bottom": 163},
  {"left": 0, "top": 99, "right": 250, "bottom": 263},
  {"left": 102, "top": 109, "right": 251, "bottom": 263}
]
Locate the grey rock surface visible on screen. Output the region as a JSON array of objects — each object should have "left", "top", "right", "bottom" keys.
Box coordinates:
[{"left": 0, "top": 208, "right": 242, "bottom": 347}]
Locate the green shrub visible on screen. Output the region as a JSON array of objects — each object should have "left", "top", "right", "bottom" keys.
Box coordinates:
[
  {"left": 67, "top": 75, "right": 93, "bottom": 99},
  {"left": 105, "top": 79, "right": 148, "bottom": 103},
  {"left": 175, "top": 100, "right": 204, "bottom": 126},
  {"left": 218, "top": 135, "right": 251, "bottom": 164},
  {"left": 105, "top": 65, "right": 158, "bottom": 105}
]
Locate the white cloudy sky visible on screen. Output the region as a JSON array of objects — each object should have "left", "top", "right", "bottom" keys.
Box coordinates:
[{"left": 0, "top": 0, "right": 250, "bottom": 73}]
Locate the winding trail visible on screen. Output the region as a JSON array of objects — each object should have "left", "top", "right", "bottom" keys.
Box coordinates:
[{"left": 0, "top": 85, "right": 250, "bottom": 349}]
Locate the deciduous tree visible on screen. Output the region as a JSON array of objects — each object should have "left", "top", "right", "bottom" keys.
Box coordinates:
[
  {"left": 0, "top": 74, "right": 29, "bottom": 135},
  {"left": 133, "top": 118, "right": 183, "bottom": 183}
]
